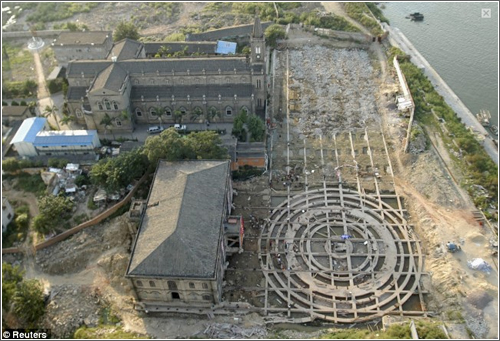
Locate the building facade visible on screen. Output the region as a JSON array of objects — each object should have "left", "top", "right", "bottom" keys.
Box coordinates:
[
  {"left": 52, "top": 31, "right": 113, "bottom": 67},
  {"left": 64, "top": 17, "right": 267, "bottom": 135},
  {"left": 126, "top": 160, "right": 233, "bottom": 307}
]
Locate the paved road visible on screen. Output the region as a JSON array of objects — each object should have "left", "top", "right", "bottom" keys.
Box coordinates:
[{"left": 383, "top": 23, "right": 498, "bottom": 165}]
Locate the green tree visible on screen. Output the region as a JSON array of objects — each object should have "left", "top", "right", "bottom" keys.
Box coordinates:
[
  {"left": 100, "top": 113, "right": 114, "bottom": 139},
  {"left": 114, "top": 21, "right": 140, "bottom": 41},
  {"left": 12, "top": 279, "right": 46, "bottom": 328},
  {"left": 43, "top": 105, "right": 60, "bottom": 130},
  {"left": 185, "top": 131, "right": 229, "bottom": 160},
  {"left": 247, "top": 114, "right": 266, "bottom": 142},
  {"left": 207, "top": 107, "right": 221, "bottom": 123},
  {"left": 190, "top": 107, "right": 203, "bottom": 122},
  {"left": 152, "top": 106, "right": 167, "bottom": 126},
  {"left": 265, "top": 24, "right": 286, "bottom": 48},
  {"left": 142, "top": 128, "right": 228, "bottom": 166},
  {"left": 173, "top": 109, "right": 186, "bottom": 124},
  {"left": 90, "top": 148, "right": 149, "bottom": 192},
  {"left": 33, "top": 195, "right": 75, "bottom": 234},
  {"left": 60, "top": 113, "right": 75, "bottom": 127},
  {"left": 2, "top": 158, "right": 20, "bottom": 173},
  {"left": 2, "top": 263, "right": 25, "bottom": 310}
]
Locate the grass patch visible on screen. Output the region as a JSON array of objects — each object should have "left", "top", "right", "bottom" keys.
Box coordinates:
[
  {"left": 320, "top": 321, "right": 447, "bottom": 339},
  {"left": 73, "top": 326, "right": 146, "bottom": 339},
  {"left": 26, "top": 2, "right": 100, "bottom": 23},
  {"left": 13, "top": 172, "right": 47, "bottom": 197},
  {"left": 344, "top": 2, "right": 384, "bottom": 36}
]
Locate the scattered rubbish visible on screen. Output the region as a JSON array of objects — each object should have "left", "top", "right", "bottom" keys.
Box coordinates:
[{"left": 467, "top": 258, "right": 492, "bottom": 274}]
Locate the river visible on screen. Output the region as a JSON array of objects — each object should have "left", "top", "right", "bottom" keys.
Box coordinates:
[{"left": 380, "top": 2, "right": 498, "bottom": 128}]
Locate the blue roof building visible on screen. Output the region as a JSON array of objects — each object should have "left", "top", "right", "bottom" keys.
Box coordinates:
[
  {"left": 215, "top": 41, "right": 237, "bottom": 55},
  {"left": 10, "top": 118, "right": 101, "bottom": 157}
]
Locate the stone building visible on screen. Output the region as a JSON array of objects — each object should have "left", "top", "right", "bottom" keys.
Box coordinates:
[
  {"left": 126, "top": 160, "right": 236, "bottom": 306},
  {"left": 64, "top": 17, "right": 267, "bottom": 135},
  {"left": 51, "top": 31, "right": 113, "bottom": 67}
]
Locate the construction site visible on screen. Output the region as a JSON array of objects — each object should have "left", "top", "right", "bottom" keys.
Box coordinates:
[
  {"left": 4, "top": 18, "right": 496, "bottom": 340},
  {"left": 221, "top": 35, "right": 431, "bottom": 326}
]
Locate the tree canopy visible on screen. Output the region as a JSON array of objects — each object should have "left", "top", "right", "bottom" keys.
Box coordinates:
[
  {"left": 265, "top": 24, "right": 286, "bottom": 48},
  {"left": 2, "top": 263, "right": 45, "bottom": 329},
  {"left": 90, "top": 148, "right": 149, "bottom": 193},
  {"left": 232, "top": 110, "right": 266, "bottom": 142},
  {"left": 12, "top": 279, "right": 46, "bottom": 328},
  {"left": 142, "top": 128, "right": 228, "bottom": 166},
  {"left": 113, "top": 21, "right": 140, "bottom": 41},
  {"left": 33, "top": 195, "right": 75, "bottom": 235}
]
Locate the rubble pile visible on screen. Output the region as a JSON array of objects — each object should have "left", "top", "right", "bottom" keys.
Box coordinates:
[
  {"left": 288, "top": 46, "right": 380, "bottom": 136},
  {"left": 201, "top": 323, "right": 267, "bottom": 339},
  {"left": 43, "top": 284, "right": 104, "bottom": 338},
  {"left": 35, "top": 215, "right": 133, "bottom": 275}
]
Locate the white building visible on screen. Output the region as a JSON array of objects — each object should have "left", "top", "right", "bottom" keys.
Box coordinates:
[
  {"left": 10, "top": 117, "right": 49, "bottom": 157},
  {"left": 10, "top": 118, "right": 101, "bottom": 157},
  {"left": 2, "top": 197, "right": 14, "bottom": 233}
]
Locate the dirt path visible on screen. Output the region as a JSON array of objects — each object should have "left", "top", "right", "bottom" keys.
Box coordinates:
[{"left": 321, "top": 2, "right": 372, "bottom": 36}]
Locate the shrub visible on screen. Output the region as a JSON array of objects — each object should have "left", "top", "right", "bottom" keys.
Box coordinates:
[{"left": 11, "top": 101, "right": 19, "bottom": 106}]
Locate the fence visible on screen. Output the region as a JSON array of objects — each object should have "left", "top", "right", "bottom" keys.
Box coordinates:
[{"left": 2, "top": 172, "right": 149, "bottom": 255}]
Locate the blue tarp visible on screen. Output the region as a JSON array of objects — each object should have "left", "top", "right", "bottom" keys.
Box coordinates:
[{"left": 216, "top": 40, "right": 237, "bottom": 55}]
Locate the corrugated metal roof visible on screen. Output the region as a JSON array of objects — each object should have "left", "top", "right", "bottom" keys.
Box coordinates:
[
  {"left": 10, "top": 117, "right": 47, "bottom": 144},
  {"left": 33, "top": 130, "right": 97, "bottom": 146},
  {"left": 216, "top": 41, "right": 237, "bottom": 55}
]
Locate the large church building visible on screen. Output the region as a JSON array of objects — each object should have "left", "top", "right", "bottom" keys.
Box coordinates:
[{"left": 64, "top": 17, "right": 267, "bottom": 134}]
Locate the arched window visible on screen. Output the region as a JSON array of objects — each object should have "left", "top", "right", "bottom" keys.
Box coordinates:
[
  {"left": 149, "top": 107, "right": 157, "bottom": 116},
  {"left": 113, "top": 101, "right": 119, "bottom": 110},
  {"left": 104, "top": 99, "right": 111, "bottom": 110},
  {"left": 115, "top": 119, "right": 122, "bottom": 126},
  {"left": 136, "top": 280, "right": 143, "bottom": 287},
  {"left": 97, "top": 102, "right": 103, "bottom": 110},
  {"left": 225, "top": 106, "right": 233, "bottom": 116},
  {"left": 168, "top": 281, "right": 177, "bottom": 290},
  {"left": 189, "top": 282, "right": 195, "bottom": 289},
  {"left": 135, "top": 108, "right": 143, "bottom": 117},
  {"left": 202, "top": 295, "right": 212, "bottom": 301},
  {"left": 149, "top": 280, "right": 156, "bottom": 288},
  {"left": 75, "top": 109, "right": 83, "bottom": 117},
  {"left": 164, "top": 107, "right": 172, "bottom": 116},
  {"left": 179, "top": 107, "right": 187, "bottom": 115},
  {"left": 202, "top": 283, "right": 208, "bottom": 289}
]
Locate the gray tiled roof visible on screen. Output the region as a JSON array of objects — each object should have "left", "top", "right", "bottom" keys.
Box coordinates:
[
  {"left": 127, "top": 160, "right": 230, "bottom": 278},
  {"left": 66, "top": 60, "right": 112, "bottom": 78},
  {"left": 66, "top": 86, "right": 88, "bottom": 100},
  {"left": 144, "top": 42, "right": 217, "bottom": 56},
  {"left": 119, "top": 57, "right": 253, "bottom": 74},
  {"left": 66, "top": 58, "right": 262, "bottom": 79},
  {"left": 90, "top": 63, "right": 127, "bottom": 92},
  {"left": 108, "top": 38, "right": 144, "bottom": 61},
  {"left": 54, "top": 31, "right": 112, "bottom": 45},
  {"left": 186, "top": 21, "right": 273, "bottom": 41},
  {"left": 130, "top": 84, "right": 253, "bottom": 100}
]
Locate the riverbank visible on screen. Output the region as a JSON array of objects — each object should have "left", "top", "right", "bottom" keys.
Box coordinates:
[{"left": 382, "top": 22, "right": 498, "bottom": 166}]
